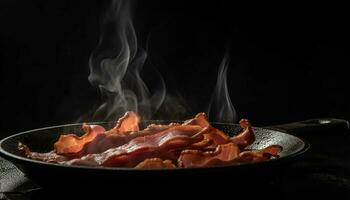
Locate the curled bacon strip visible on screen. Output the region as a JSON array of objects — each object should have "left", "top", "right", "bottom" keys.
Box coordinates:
[
  {"left": 54, "top": 124, "right": 106, "bottom": 156},
  {"left": 230, "top": 119, "right": 255, "bottom": 148},
  {"left": 183, "top": 112, "right": 210, "bottom": 128},
  {"left": 53, "top": 111, "right": 140, "bottom": 157},
  {"left": 66, "top": 125, "right": 207, "bottom": 167},
  {"left": 75, "top": 123, "right": 180, "bottom": 157},
  {"left": 238, "top": 145, "right": 283, "bottom": 162},
  {"left": 203, "top": 127, "right": 231, "bottom": 149},
  {"left": 19, "top": 143, "right": 69, "bottom": 162},
  {"left": 135, "top": 158, "right": 176, "bottom": 169},
  {"left": 18, "top": 112, "right": 283, "bottom": 169},
  {"left": 178, "top": 143, "right": 240, "bottom": 168},
  {"left": 111, "top": 111, "right": 140, "bottom": 133}
]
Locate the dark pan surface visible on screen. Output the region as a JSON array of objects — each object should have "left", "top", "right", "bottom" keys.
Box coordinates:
[{"left": 0, "top": 121, "right": 309, "bottom": 187}]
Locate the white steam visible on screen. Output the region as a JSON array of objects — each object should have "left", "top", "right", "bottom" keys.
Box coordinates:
[
  {"left": 207, "top": 54, "right": 237, "bottom": 123},
  {"left": 88, "top": 0, "right": 165, "bottom": 121}
]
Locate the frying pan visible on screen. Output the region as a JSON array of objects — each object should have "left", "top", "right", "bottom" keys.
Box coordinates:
[{"left": 0, "top": 118, "right": 348, "bottom": 189}]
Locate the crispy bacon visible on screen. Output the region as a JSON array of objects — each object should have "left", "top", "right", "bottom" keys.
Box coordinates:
[
  {"left": 202, "top": 127, "right": 231, "bottom": 149},
  {"left": 185, "top": 116, "right": 254, "bottom": 149},
  {"left": 54, "top": 124, "right": 106, "bottom": 155},
  {"left": 18, "top": 112, "right": 282, "bottom": 169},
  {"left": 77, "top": 123, "right": 180, "bottom": 157},
  {"left": 183, "top": 112, "right": 210, "bottom": 128},
  {"left": 190, "top": 139, "right": 213, "bottom": 149},
  {"left": 184, "top": 113, "right": 231, "bottom": 148},
  {"left": 135, "top": 158, "right": 176, "bottom": 169},
  {"left": 19, "top": 123, "right": 183, "bottom": 162},
  {"left": 238, "top": 145, "right": 283, "bottom": 162},
  {"left": 230, "top": 119, "right": 255, "bottom": 148},
  {"left": 178, "top": 144, "right": 282, "bottom": 168},
  {"left": 155, "top": 138, "right": 215, "bottom": 163},
  {"left": 178, "top": 143, "right": 240, "bottom": 168},
  {"left": 53, "top": 112, "right": 142, "bottom": 157},
  {"left": 65, "top": 125, "right": 208, "bottom": 167},
  {"left": 111, "top": 111, "right": 140, "bottom": 133},
  {"left": 18, "top": 143, "right": 69, "bottom": 162}
]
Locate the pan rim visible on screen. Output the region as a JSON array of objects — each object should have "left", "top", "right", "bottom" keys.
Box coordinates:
[{"left": 0, "top": 122, "right": 310, "bottom": 172}]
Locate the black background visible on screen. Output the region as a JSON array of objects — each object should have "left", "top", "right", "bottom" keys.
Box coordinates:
[{"left": 0, "top": 0, "right": 348, "bottom": 136}]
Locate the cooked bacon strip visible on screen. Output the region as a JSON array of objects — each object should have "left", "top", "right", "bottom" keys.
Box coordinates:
[
  {"left": 78, "top": 123, "right": 180, "bottom": 157},
  {"left": 53, "top": 112, "right": 140, "bottom": 157},
  {"left": 230, "top": 119, "right": 255, "bottom": 148},
  {"left": 112, "top": 111, "right": 140, "bottom": 133},
  {"left": 190, "top": 139, "right": 213, "bottom": 149},
  {"left": 183, "top": 112, "right": 210, "bottom": 128},
  {"left": 202, "top": 127, "right": 231, "bottom": 149},
  {"left": 157, "top": 138, "right": 214, "bottom": 163},
  {"left": 18, "top": 111, "right": 283, "bottom": 168},
  {"left": 186, "top": 118, "right": 254, "bottom": 149},
  {"left": 18, "top": 143, "right": 69, "bottom": 162},
  {"left": 135, "top": 158, "right": 176, "bottom": 169},
  {"left": 238, "top": 145, "right": 282, "bottom": 162},
  {"left": 54, "top": 124, "right": 106, "bottom": 155},
  {"left": 178, "top": 143, "right": 240, "bottom": 168},
  {"left": 21, "top": 123, "right": 181, "bottom": 161},
  {"left": 19, "top": 123, "right": 182, "bottom": 161},
  {"left": 65, "top": 125, "right": 208, "bottom": 167},
  {"left": 185, "top": 114, "right": 232, "bottom": 148}
]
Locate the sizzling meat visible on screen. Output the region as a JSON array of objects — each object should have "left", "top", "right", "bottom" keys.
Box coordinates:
[{"left": 19, "top": 112, "right": 282, "bottom": 168}]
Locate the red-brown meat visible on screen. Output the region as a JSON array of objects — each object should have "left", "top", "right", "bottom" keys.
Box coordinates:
[
  {"left": 178, "top": 143, "right": 240, "bottom": 168},
  {"left": 65, "top": 125, "right": 208, "bottom": 167}
]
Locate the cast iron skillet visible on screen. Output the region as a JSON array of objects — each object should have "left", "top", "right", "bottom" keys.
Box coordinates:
[{"left": 0, "top": 118, "right": 348, "bottom": 188}]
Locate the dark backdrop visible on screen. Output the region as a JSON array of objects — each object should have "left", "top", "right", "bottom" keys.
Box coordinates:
[{"left": 0, "top": 0, "right": 348, "bottom": 136}]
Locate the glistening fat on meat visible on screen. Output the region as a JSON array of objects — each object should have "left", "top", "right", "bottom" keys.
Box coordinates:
[{"left": 18, "top": 112, "right": 282, "bottom": 168}]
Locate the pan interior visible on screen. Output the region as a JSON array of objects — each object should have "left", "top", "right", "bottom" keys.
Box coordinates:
[
  {"left": 212, "top": 123, "right": 305, "bottom": 157},
  {"left": 0, "top": 121, "right": 305, "bottom": 162}
]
